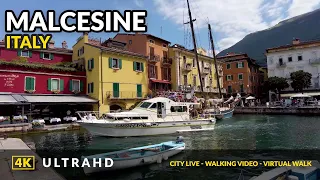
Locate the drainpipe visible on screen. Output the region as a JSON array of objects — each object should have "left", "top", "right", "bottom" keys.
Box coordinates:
[{"left": 100, "top": 49, "right": 103, "bottom": 105}]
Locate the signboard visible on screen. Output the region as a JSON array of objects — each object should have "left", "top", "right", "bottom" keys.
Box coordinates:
[{"left": 0, "top": 74, "right": 19, "bottom": 89}]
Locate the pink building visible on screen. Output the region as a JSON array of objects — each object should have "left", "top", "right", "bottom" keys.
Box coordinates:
[{"left": 0, "top": 40, "right": 97, "bottom": 120}]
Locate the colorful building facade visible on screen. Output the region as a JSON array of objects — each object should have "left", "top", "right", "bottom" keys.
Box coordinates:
[
  {"left": 73, "top": 33, "right": 148, "bottom": 113},
  {"left": 0, "top": 40, "right": 97, "bottom": 118},
  {"left": 169, "top": 44, "right": 225, "bottom": 96},
  {"left": 113, "top": 33, "right": 172, "bottom": 92},
  {"left": 217, "top": 53, "right": 263, "bottom": 97}
]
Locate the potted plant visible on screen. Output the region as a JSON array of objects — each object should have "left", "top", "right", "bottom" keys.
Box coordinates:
[
  {"left": 52, "top": 90, "right": 60, "bottom": 94},
  {"left": 72, "top": 90, "right": 80, "bottom": 94},
  {"left": 26, "top": 90, "right": 35, "bottom": 93}
]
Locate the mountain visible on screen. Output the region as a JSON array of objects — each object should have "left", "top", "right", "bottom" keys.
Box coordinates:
[{"left": 217, "top": 8, "right": 320, "bottom": 67}]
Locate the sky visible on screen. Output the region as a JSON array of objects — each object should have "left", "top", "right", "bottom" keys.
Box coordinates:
[{"left": 1, "top": 0, "right": 320, "bottom": 54}]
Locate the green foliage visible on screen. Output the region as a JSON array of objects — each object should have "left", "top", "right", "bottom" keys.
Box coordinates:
[
  {"left": 0, "top": 59, "right": 79, "bottom": 72},
  {"left": 290, "top": 70, "right": 312, "bottom": 92},
  {"left": 265, "top": 76, "right": 289, "bottom": 93}
]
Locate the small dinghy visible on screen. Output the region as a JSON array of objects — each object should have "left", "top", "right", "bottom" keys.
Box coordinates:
[{"left": 82, "top": 136, "right": 185, "bottom": 174}]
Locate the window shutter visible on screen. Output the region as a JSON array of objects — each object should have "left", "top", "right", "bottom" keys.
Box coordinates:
[
  {"left": 29, "top": 51, "right": 32, "bottom": 57},
  {"left": 25, "top": 77, "right": 30, "bottom": 90},
  {"left": 231, "top": 75, "right": 233, "bottom": 80},
  {"left": 88, "top": 83, "right": 90, "bottom": 93},
  {"left": 69, "top": 80, "right": 73, "bottom": 91},
  {"left": 226, "top": 76, "right": 228, "bottom": 81},
  {"left": 47, "top": 79, "right": 52, "bottom": 91},
  {"left": 50, "top": 53, "right": 54, "bottom": 60},
  {"left": 242, "top": 62, "right": 244, "bottom": 67},
  {"left": 30, "top": 77, "right": 35, "bottom": 90},
  {"left": 236, "top": 63, "right": 238, "bottom": 68},
  {"left": 109, "top": 58, "right": 112, "bottom": 68},
  {"left": 17, "top": 50, "right": 22, "bottom": 56},
  {"left": 91, "top": 83, "right": 94, "bottom": 93},
  {"left": 91, "top": 59, "right": 94, "bottom": 69},
  {"left": 40, "top": 52, "right": 44, "bottom": 59},
  {"left": 80, "top": 81, "right": 84, "bottom": 92},
  {"left": 60, "top": 79, "right": 64, "bottom": 91},
  {"left": 133, "top": 62, "right": 137, "bottom": 71},
  {"left": 141, "top": 63, "right": 144, "bottom": 72},
  {"left": 87, "top": 60, "right": 90, "bottom": 70},
  {"left": 119, "top": 59, "right": 122, "bottom": 69}
]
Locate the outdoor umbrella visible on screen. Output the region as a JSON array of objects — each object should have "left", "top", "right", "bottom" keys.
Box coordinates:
[{"left": 246, "top": 96, "right": 256, "bottom": 100}]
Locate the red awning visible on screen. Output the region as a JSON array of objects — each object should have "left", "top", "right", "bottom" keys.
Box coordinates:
[{"left": 150, "top": 79, "right": 171, "bottom": 84}]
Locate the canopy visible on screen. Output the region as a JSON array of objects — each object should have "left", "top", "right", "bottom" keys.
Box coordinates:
[
  {"left": 290, "top": 93, "right": 311, "bottom": 98},
  {"left": 246, "top": 96, "right": 256, "bottom": 100}
]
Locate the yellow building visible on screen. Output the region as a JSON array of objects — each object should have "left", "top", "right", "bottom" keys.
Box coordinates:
[
  {"left": 72, "top": 33, "right": 148, "bottom": 112},
  {"left": 169, "top": 44, "right": 225, "bottom": 97}
]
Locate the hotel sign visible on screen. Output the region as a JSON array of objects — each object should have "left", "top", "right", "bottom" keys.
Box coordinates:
[{"left": 0, "top": 74, "right": 19, "bottom": 88}]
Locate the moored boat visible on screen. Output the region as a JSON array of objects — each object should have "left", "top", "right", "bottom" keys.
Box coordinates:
[
  {"left": 76, "top": 97, "right": 216, "bottom": 137},
  {"left": 247, "top": 160, "right": 320, "bottom": 180},
  {"left": 82, "top": 136, "right": 186, "bottom": 174}
]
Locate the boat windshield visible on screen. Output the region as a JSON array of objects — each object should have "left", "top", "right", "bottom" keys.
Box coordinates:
[{"left": 139, "top": 102, "right": 152, "bottom": 108}]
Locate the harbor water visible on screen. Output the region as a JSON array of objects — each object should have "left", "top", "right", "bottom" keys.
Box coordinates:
[{"left": 13, "top": 114, "right": 320, "bottom": 180}]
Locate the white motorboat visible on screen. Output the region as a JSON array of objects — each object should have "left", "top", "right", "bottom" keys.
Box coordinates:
[
  {"left": 82, "top": 136, "right": 185, "bottom": 174},
  {"left": 76, "top": 97, "right": 216, "bottom": 137}
]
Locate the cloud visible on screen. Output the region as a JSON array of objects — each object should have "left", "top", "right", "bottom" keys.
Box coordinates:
[
  {"left": 287, "top": 0, "right": 320, "bottom": 18},
  {"left": 153, "top": 0, "right": 320, "bottom": 51},
  {"left": 134, "top": 0, "right": 144, "bottom": 8}
]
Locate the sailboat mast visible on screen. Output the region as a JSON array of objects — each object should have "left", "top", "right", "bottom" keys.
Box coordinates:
[
  {"left": 186, "top": 0, "right": 204, "bottom": 92},
  {"left": 208, "top": 24, "right": 222, "bottom": 98}
]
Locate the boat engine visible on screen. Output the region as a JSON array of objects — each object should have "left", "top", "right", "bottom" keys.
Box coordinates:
[{"left": 176, "top": 136, "right": 184, "bottom": 143}]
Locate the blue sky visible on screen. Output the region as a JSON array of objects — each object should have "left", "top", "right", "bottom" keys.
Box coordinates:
[{"left": 1, "top": 0, "right": 320, "bottom": 53}]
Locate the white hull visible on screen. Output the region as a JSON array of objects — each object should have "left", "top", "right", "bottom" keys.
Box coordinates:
[
  {"left": 83, "top": 146, "right": 185, "bottom": 174},
  {"left": 78, "top": 120, "right": 215, "bottom": 137}
]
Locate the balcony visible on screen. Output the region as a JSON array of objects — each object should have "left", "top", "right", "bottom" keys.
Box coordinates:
[
  {"left": 148, "top": 54, "right": 160, "bottom": 63},
  {"left": 182, "top": 63, "right": 192, "bottom": 71},
  {"left": 201, "top": 67, "right": 211, "bottom": 74},
  {"left": 149, "top": 73, "right": 157, "bottom": 79},
  {"left": 106, "top": 91, "right": 148, "bottom": 100},
  {"left": 309, "top": 58, "right": 320, "bottom": 65},
  {"left": 162, "top": 57, "right": 172, "bottom": 65},
  {"left": 276, "top": 62, "right": 286, "bottom": 68}
]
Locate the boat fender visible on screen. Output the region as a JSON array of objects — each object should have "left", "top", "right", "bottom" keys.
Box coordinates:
[
  {"left": 157, "top": 157, "right": 162, "bottom": 164},
  {"left": 145, "top": 122, "right": 152, "bottom": 126},
  {"left": 163, "top": 155, "right": 168, "bottom": 161},
  {"left": 210, "top": 119, "right": 215, "bottom": 123}
]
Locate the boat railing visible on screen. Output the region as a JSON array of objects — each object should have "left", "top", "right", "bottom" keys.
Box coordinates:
[{"left": 76, "top": 111, "right": 214, "bottom": 123}]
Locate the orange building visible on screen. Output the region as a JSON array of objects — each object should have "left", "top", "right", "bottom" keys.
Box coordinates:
[
  {"left": 113, "top": 33, "right": 171, "bottom": 92},
  {"left": 217, "top": 53, "right": 263, "bottom": 97}
]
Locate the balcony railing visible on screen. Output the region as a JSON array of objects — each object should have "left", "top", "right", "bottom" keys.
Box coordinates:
[
  {"left": 201, "top": 67, "right": 211, "bottom": 74},
  {"left": 276, "top": 62, "right": 286, "bottom": 68},
  {"left": 148, "top": 54, "right": 160, "bottom": 62},
  {"left": 106, "top": 91, "right": 148, "bottom": 99},
  {"left": 309, "top": 58, "right": 320, "bottom": 64},
  {"left": 182, "top": 64, "right": 192, "bottom": 71},
  {"left": 162, "top": 57, "right": 172, "bottom": 65},
  {"left": 149, "top": 73, "right": 157, "bottom": 79}
]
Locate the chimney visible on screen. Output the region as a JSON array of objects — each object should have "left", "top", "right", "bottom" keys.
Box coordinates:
[
  {"left": 48, "top": 40, "right": 55, "bottom": 48},
  {"left": 293, "top": 38, "right": 300, "bottom": 45},
  {"left": 62, "top": 41, "right": 67, "bottom": 49},
  {"left": 83, "top": 32, "right": 89, "bottom": 43}
]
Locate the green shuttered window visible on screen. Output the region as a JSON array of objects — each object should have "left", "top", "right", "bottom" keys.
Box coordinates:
[
  {"left": 137, "top": 84, "right": 142, "bottom": 98},
  {"left": 69, "top": 80, "right": 84, "bottom": 92},
  {"left": 88, "top": 83, "right": 94, "bottom": 93},
  {"left": 113, "top": 83, "right": 119, "bottom": 98},
  {"left": 109, "top": 58, "right": 122, "bottom": 69},
  {"left": 133, "top": 62, "right": 144, "bottom": 72},
  {"left": 47, "top": 78, "right": 63, "bottom": 91},
  {"left": 88, "top": 59, "right": 94, "bottom": 70},
  {"left": 25, "top": 77, "right": 35, "bottom": 91}
]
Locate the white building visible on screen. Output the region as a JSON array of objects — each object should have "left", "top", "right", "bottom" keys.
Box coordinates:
[{"left": 266, "top": 38, "right": 320, "bottom": 97}]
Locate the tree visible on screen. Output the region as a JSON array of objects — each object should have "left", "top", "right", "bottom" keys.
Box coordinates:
[
  {"left": 290, "top": 70, "right": 312, "bottom": 92},
  {"left": 265, "top": 76, "right": 289, "bottom": 98}
]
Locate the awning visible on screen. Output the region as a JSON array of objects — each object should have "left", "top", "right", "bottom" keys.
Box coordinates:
[
  {"left": 0, "top": 95, "right": 18, "bottom": 104},
  {"left": 150, "top": 79, "right": 171, "bottom": 84},
  {"left": 281, "top": 92, "right": 320, "bottom": 97},
  {"left": 22, "top": 95, "right": 98, "bottom": 104}
]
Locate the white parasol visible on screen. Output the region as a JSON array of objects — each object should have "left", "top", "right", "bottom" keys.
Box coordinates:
[{"left": 246, "top": 96, "right": 256, "bottom": 100}]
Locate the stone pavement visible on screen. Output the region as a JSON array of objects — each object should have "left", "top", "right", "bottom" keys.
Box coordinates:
[{"left": 0, "top": 138, "right": 64, "bottom": 180}]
